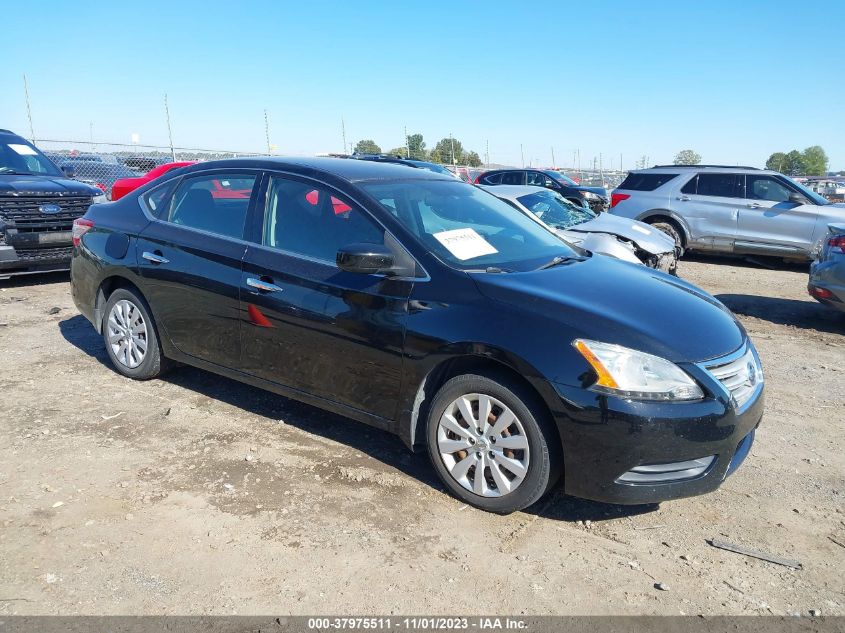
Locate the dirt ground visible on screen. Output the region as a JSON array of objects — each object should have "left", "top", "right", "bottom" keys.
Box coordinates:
[{"left": 0, "top": 256, "right": 843, "bottom": 616}]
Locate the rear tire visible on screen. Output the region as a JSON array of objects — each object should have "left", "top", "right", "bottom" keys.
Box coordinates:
[
  {"left": 102, "top": 288, "right": 169, "bottom": 380},
  {"left": 426, "top": 373, "right": 561, "bottom": 514}
]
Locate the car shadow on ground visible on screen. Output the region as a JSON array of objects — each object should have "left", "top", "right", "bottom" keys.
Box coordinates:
[
  {"left": 0, "top": 271, "right": 70, "bottom": 287},
  {"left": 716, "top": 293, "right": 844, "bottom": 334},
  {"left": 682, "top": 253, "right": 809, "bottom": 272},
  {"left": 59, "top": 313, "right": 657, "bottom": 523}
]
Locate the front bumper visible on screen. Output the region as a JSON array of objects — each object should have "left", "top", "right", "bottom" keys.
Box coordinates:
[
  {"left": 0, "top": 242, "right": 73, "bottom": 277},
  {"left": 551, "top": 376, "right": 764, "bottom": 505}
]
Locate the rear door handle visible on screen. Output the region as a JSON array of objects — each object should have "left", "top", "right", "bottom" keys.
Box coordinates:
[
  {"left": 747, "top": 203, "right": 762, "bottom": 209},
  {"left": 141, "top": 251, "right": 169, "bottom": 264},
  {"left": 246, "top": 277, "right": 283, "bottom": 293},
  {"left": 677, "top": 195, "right": 690, "bottom": 201}
]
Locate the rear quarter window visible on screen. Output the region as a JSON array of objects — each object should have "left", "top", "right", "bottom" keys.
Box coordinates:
[{"left": 618, "top": 173, "right": 679, "bottom": 191}]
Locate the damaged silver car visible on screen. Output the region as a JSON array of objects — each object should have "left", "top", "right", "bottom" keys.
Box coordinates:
[{"left": 482, "top": 185, "right": 678, "bottom": 273}]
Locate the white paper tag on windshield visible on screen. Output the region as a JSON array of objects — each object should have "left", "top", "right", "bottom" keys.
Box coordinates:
[
  {"left": 433, "top": 228, "right": 498, "bottom": 261},
  {"left": 8, "top": 143, "right": 37, "bottom": 156}
]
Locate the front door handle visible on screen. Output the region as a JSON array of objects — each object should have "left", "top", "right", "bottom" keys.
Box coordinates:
[
  {"left": 677, "top": 195, "right": 691, "bottom": 202},
  {"left": 246, "top": 277, "right": 283, "bottom": 293},
  {"left": 747, "top": 202, "right": 762, "bottom": 209},
  {"left": 142, "top": 251, "right": 169, "bottom": 265}
]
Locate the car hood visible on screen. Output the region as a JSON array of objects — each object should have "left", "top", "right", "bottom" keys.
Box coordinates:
[
  {"left": 560, "top": 213, "right": 676, "bottom": 255},
  {"left": 575, "top": 185, "right": 608, "bottom": 198},
  {"left": 473, "top": 255, "right": 745, "bottom": 363},
  {"left": 0, "top": 174, "right": 101, "bottom": 196}
]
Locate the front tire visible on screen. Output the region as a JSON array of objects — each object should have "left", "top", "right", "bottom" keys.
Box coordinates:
[
  {"left": 102, "top": 288, "right": 168, "bottom": 380},
  {"left": 650, "top": 220, "right": 684, "bottom": 257},
  {"left": 426, "top": 373, "right": 560, "bottom": 514}
]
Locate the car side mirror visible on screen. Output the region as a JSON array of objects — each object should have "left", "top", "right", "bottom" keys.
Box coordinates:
[
  {"left": 336, "top": 243, "right": 395, "bottom": 275},
  {"left": 788, "top": 192, "right": 806, "bottom": 205},
  {"left": 61, "top": 164, "right": 76, "bottom": 178}
]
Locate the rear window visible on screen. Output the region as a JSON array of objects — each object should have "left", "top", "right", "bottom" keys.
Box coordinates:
[{"left": 618, "top": 173, "right": 679, "bottom": 191}]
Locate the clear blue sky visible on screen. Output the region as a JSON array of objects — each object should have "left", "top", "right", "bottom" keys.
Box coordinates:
[{"left": 3, "top": 0, "right": 844, "bottom": 170}]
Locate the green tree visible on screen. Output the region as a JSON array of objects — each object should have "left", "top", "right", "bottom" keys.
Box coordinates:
[
  {"left": 783, "top": 150, "right": 806, "bottom": 176},
  {"left": 353, "top": 139, "right": 381, "bottom": 155},
  {"left": 433, "top": 137, "right": 464, "bottom": 164},
  {"left": 428, "top": 148, "right": 444, "bottom": 163},
  {"left": 801, "top": 145, "right": 828, "bottom": 176},
  {"left": 386, "top": 147, "right": 407, "bottom": 157},
  {"left": 406, "top": 133, "right": 426, "bottom": 160},
  {"left": 464, "top": 151, "right": 482, "bottom": 167},
  {"left": 673, "top": 149, "right": 702, "bottom": 165},
  {"left": 765, "top": 152, "right": 787, "bottom": 172}
]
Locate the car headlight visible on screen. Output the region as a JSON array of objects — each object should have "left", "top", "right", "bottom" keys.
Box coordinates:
[
  {"left": 581, "top": 191, "right": 599, "bottom": 200},
  {"left": 573, "top": 339, "right": 704, "bottom": 401},
  {"left": 92, "top": 193, "right": 107, "bottom": 205}
]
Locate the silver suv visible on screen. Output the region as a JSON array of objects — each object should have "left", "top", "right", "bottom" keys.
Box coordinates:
[{"left": 609, "top": 165, "right": 845, "bottom": 260}]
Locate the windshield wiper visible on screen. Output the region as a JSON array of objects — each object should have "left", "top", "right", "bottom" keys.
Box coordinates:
[{"left": 535, "top": 255, "right": 584, "bottom": 270}]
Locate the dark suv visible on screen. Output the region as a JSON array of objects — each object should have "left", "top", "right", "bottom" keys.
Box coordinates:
[
  {"left": 0, "top": 130, "right": 104, "bottom": 279},
  {"left": 475, "top": 169, "right": 609, "bottom": 212}
]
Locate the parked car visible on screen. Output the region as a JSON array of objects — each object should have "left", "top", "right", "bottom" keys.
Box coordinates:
[
  {"left": 482, "top": 185, "right": 677, "bottom": 273},
  {"left": 610, "top": 165, "right": 845, "bottom": 260},
  {"left": 351, "top": 153, "right": 461, "bottom": 178},
  {"left": 0, "top": 129, "right": 105, "bottom": 279},
  {"left": 111, "top": 162, "right": 196, "bottom": 201},
  {"left": 70, "top": 157, "right": 763, "bottom": 513},
  {"left": 55, "top": 159, "right": 141, "bottom": 200},
  {"left": 808, "top": 224, "right": 845, "bottom": 312},
  {"left": 474, "top": 168, "right": 609, "bottom": 212}
]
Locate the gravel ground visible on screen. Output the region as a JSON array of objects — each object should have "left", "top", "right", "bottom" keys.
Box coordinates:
[{"left": 0, "top": 257, "right": 843, "bottom": 616}]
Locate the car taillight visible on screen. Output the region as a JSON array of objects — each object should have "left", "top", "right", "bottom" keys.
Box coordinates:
[
  {"left": 828, "top": 235, "right": 845, "bottom": 254},
  {"left": 610, "top": 192, "right": 630, "bottom": 208},
  {"left": 72, "top": 218, "right": 94, "bottom": 247},
  {"left": 809, "top": 285, "right": 834, "bottom": 300}
]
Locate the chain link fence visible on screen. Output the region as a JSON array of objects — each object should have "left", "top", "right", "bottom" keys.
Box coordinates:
[{"left": 31, "top": 138, "right": 628, "bottom": 199}]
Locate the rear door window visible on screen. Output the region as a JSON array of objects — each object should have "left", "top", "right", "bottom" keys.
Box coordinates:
[
  {"left": 500, "top": 171, "right": 525, "bottom": 185},
  {"left": 526, "top": 171, "right": 545, "bottom": 186},
  {"left": 617, "top": 173, "right": 679, "bottom": 191},
  {"left": 695, "top": 174, "right": 743, "bottom": 198},
  {"left": 166, "top": 173, "right": 257, "bottom": 239}
]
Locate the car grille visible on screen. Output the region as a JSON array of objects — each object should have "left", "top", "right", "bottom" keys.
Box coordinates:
[
  {"left": 0, "top": 195, "right": 93, "bottom": 231},
  {"left": 702, "top": 344, "right": 763, "bottom": 409},
  {"left": 15, "top": 246, "right": 74, "bottom": 262}
]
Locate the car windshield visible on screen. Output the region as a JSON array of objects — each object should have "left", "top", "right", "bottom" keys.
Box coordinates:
[
  {"left": 516, "top": 190, "right": 596, "bottom": 229},
  {"left": 362, "top": 180, "right": 577, "bottom": 272},
  {"left": 547, "top": 171, "right": 577, "bottom": 186},
  {"left": 787, "top": 178, "right": 831, "bottom": 206},
  {"left": 0, "top": 140, "right": 62, "bottom": 176}
]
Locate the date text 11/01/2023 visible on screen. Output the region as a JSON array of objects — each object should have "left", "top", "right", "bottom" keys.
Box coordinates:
[{"left": 306, "top": 617, "right": 528, "bottom": 630}]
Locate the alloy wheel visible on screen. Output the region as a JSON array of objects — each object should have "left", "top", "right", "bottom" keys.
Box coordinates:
[
  {"left": 107, "top": 299, "right": 148, "bottom": 369},
  {"left": 437, "top": 393, "right": 530, "bottom": 497}
]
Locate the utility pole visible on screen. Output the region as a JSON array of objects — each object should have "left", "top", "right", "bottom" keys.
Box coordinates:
[
  {"left": 551, "top": 146, "right": 556, "bottom": 168},
  {"left": 404, "top": 126, "right": 410, "bottom": 158},
  {"left": 165, "top": 94, "right": 176, "bottom": 161},
  {"left": 23, "top": 75, "right": 35, "bottom": 141},
  {"left": 341, "top": 117, "right": 347, "bottom": 155},
  {"left": 450, "top": 133, "right": 456, "bottom": 165},
  {"left": 485, "top": 140, "right": 489, "bottom": 167},
  {"left": 620, "top": 153, "right": 623, "bottom": 172},
  {"left": 520, "top": 144, "right": 525, "bottom": 168},
  {"left": 577, "top": 149, "right": 581, "bottom": 180},
  {"left": 263, "top": 109, "right": 272, "bottom": 155},
  {"left": 599, "top": 153, "right": 604, "bottom": 187},
  {"left": 89, "top": 122, "right": 94, "bottom": 145}
]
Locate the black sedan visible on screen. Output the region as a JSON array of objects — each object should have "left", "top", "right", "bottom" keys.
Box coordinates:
[
  {"left": 70, "top": 158, "right": 763, "bottom": 513},
  {"left": 475, "top": 168, "right": 609, "bottom": 212}
]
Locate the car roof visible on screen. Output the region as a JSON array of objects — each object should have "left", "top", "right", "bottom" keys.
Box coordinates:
[
  {"left": 632, "top": 165, "right": 773, "bottom": 175},
  {"left": 178, "top": 156, "right": 455, "bottom": 183},
  {"left": 479, "top": 184, "right": 550, "bottom": 199}
]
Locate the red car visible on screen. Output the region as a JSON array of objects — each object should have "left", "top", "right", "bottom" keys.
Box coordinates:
[{"left": 111, "top": 162, "right": 196, "bottom": 201}]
